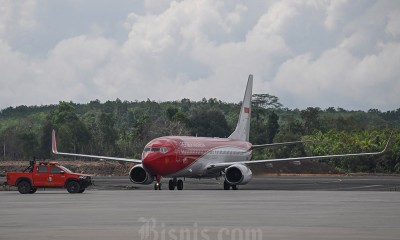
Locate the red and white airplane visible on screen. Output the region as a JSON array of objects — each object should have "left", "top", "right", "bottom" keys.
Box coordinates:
[{"left": 52, "top": 75, "right": 391, "bottom": 190}]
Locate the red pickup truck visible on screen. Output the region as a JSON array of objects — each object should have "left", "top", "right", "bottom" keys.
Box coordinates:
[{"left": 5, "top": 161, "right": 93, "bottom": 194}]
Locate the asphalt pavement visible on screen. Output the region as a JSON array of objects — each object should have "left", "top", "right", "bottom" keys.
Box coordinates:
[
  {"left": 1, "top": 175, "right": 400, "bottom": 240},
  {"left": 0, "top": 189, "right": 399, "bottom": 240},
  {"left": 90, "top": 175, "right": 400, "bottom": 191}
]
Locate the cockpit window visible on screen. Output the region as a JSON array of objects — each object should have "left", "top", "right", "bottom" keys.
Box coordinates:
[
  {"left": 143, "top": 147, "right": 168, "bottom": 153},
  {"left": 160, "top": 147, "right": 168, "bottom": 153}
]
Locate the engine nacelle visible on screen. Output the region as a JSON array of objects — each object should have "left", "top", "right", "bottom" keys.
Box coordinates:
[
  {"left": 225, "top": 164, "right": 252, "bottom": 185},
  {"left": 129, "top": 164, "right": 154, "bottom": 184}
]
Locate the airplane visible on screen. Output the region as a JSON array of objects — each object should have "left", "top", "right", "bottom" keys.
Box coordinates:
[{"left": 51, "top": 75, "right": 392, "bottom": 190}]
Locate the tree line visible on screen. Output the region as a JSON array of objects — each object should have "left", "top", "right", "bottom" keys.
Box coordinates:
[{"left": 0, "top": 95, "right": 399, "bottom": 173}]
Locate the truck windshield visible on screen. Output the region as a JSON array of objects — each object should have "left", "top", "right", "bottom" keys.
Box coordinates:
[{"left": 59, "top": 166, "right": 72, "bottom": 173}]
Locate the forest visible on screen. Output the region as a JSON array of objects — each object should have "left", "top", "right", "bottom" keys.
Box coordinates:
[{"left": 0, "top": 94, "right": 399, "bottom": 173}]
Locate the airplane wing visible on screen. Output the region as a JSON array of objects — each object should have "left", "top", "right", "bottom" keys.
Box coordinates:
[
  {"left": 52, "top": 130, "right": 142, "bottom": 163},
  {"left": 208, "top": 133, "right": 392, "bottom": 169}
]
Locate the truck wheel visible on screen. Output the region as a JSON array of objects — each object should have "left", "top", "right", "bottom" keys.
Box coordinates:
[
  {"left": 29, "top": 187, "right": 37, "bottom": 194},
  {"left": 78, "top": 188, "right": 85, "bottom": 193},
  {"left": 66, "top": 181, "right": 81, "bottom": 193},
  {"left": 17, "top": 181, "right": 32, "bottom": 194}
]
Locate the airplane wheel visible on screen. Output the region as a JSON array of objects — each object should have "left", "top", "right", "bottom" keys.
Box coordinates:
[
  {"left": 232, "top": 185, "right": 238, "bottom": 190},
  {"left": 177, "top": 179, "right": 183, "bottom": 190},
  {"left": 223, "top": 180, "right": 231, "bottom": 190},
  {"left": 154, "top": 182, "right": 162, "bottom": 190},
  {"left": 169, "top": 180, "right": 175, "bottom": 190}
]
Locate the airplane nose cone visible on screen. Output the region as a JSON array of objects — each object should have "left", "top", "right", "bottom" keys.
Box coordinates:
[
  {"left": 141, "top": 139, "right": 178, "bottom": 176},
  {"left": 142, "top": 153, "right": 178, "bottom": 176},
  {"left": 142, "top": 154, "right": 160, "bottom": 175}
]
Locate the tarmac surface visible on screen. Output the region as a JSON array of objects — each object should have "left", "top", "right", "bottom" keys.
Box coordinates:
[
  {"left": 2, "top": 175, "right": 400, "bottom": 191},
  {"left": 1, "top": 190, "right": 399, "bottom": 240},
  {"left": 90, "top": 175, "right": 400, "bottom": 191},
  {"left": 1, "top": 175, "right": 400, "bottom": 240}
]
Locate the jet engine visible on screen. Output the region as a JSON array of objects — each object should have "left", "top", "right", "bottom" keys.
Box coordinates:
[
  {"left": 225, "top": 164, "right": 252, "bottom": 185},
  {"left": 129, "top": 164, "right": 154, "bottom": 184}
]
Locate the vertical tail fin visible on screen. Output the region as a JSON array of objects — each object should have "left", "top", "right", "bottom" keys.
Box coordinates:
[{"left": 228, "top": 74, "right": 253, "bottom": 141}]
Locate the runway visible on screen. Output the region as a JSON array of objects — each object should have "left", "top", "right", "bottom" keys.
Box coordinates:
[
  {"left": 1, "top": 176, "right": 400, "bottom": 240},
  {"left": 0, "top": 190, "right": 399, "bottom": 240},
  {"left": 91, "top": 175, "right": 400, "bottom": 191}
]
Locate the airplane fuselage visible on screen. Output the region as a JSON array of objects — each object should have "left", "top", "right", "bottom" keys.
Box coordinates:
[{"left": 142, "top": 136, "right": 252, "bottom": 178}]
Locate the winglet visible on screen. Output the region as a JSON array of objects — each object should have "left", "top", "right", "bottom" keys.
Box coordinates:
[
  {"left": 52, "top": 129, "right": 58, "bottom": 154},
  {"left": 381, "top": 131, "right": 393, "bottom": 153}
]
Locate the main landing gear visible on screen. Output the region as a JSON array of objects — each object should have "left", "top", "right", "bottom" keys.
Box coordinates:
[
  {"left": 168, "top": 177, "right": 183, "bottom": 190},
  {"left": 224, "top": 180, "right": 238, "bottom": 190},
  {"left": 154, "top": 178, "right": 237, "bottom": 191},
  {"left": 153, "top": 177, "right": 184, "bottom": 190}
]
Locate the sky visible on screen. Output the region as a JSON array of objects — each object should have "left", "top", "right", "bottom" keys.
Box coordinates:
[{"left": 0, "top": 0, "right": 399, "bottom": 111}]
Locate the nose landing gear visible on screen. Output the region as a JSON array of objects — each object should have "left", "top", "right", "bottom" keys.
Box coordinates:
[
  {"left": 154, "top": 175, "right": 162, "bottom": 190},
  {"left": 154, "top": 182, "right": 162, "bottom": 190}
]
